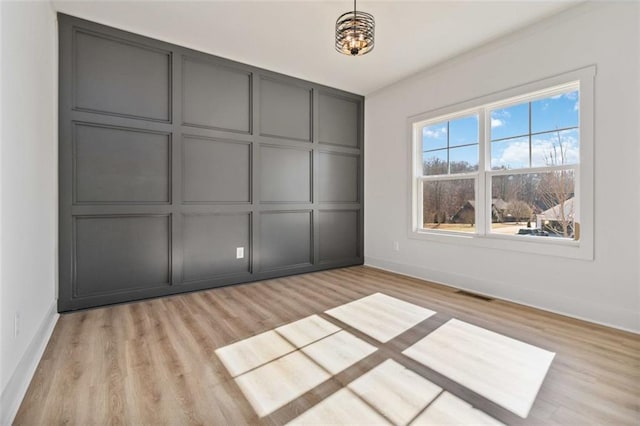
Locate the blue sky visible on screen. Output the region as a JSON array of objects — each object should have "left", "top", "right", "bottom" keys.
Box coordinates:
[{"left": 422, "top": 90, "right": 579, "bottom": 171}]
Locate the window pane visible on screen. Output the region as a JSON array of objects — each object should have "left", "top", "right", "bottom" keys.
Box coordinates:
[
  {"left": 491, "top": 136, "right": 529, "bottom": 170},
  {"left": 490, "top": 171, "right": 576, "bottom": 239},
  {"left": 531, "top": 128, "right": 579, "bottom": 167},
  {"left": 449, "top": 144, "right": 478, "bottom": 173},
  {"left": 422, "top": 179, "right": 476, "bottom": 233},
  {"left": 449, "top": 115, "right": 478, "bottom": 147},
  {"left": 531, "top": 90, "right": 579, "bottom": 134},
  {"left": 423, "top": 150, "right": 448, "bottom": 175},
  {"left": 422, "top": 122, "right": 448, "bottom": 151},
  {"left": 490, "top": 102, "right": 528, "bottom": 141}
]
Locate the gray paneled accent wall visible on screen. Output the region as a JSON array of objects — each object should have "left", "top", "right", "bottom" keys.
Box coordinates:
[{"left": 58, "top": 14, "right": 364, "bottom": 311}]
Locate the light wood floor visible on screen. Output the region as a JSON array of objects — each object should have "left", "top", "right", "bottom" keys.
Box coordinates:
[{"left": 14, "top": 266, "right": 640, "bottom": 425}]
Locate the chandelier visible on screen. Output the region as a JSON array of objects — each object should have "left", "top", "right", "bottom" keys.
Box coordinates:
[{"left": 335, "top": 0, "right": 375, "bottom": 56}]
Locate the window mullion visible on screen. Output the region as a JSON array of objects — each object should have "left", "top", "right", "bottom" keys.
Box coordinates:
[
  {"left": 421, "top": 173, "right": 478, "bottom": 182},
  {"left": 417, "top": 178, "right": 424, "bottom": 231},
  {"left": 477, "top": 108, "right": 487, "bottom": 236},
  {"left": 487, "top": 164, "right": 578, "bottom": 177},
  {"left": 528, "top": 101, "right": 533, "bottom": 168},
  {"left": 414, "top": 123, "right": 423, "bottom": 231},
  {"left": 446, "top": 121, "right": 451, "bottom": 174}
]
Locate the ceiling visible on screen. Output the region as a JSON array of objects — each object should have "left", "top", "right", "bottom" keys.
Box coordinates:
[{"left": 52, "top": 1, "right": 579, "bottom": 95}]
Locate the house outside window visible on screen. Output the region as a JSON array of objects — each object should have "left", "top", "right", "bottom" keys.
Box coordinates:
[{"left": 409, "top": 67, "right": 595, "bottom": 260}]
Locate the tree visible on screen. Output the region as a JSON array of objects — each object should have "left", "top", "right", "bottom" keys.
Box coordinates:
[
  {"left": 422, "top": 158, "right": 475, "bottom": 227},
  {"left": 537, "top": 130, "right": 575, "bottom": 237},
  {"left": 506, "top": 200, "right": 533, "bottom": 225},
  {"left": 422, "top": 158, "right": 445, "bottom": 225}
]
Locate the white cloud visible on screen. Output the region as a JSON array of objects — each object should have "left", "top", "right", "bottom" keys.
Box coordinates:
[
  {"left": 551, "top": 91, "right": 577, "bottom": 101},
  {"left": 423, "top": 126, "right": 447, "bottom": 139},
  {"left": 494, "top": 140, "right": 529, "bottom": 168},
  {"left": 492, "top": 109, "right": 511, "bottom": 119},
  {"left": 492, "top": 133, "right": 579, "bottom": 169},
  {"left": 531, "top": 134, "right": 579, "bottom": 166},
  {"left": 564, "top": 91, "right": 578, "bottom": 101},
  {"left": 573, "top": 101, "right": 579, "bottom": 111},
  {"left": 491, "top": 118, "right": 505, "bottom": 128}
]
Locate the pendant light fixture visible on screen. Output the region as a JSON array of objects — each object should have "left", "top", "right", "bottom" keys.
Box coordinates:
[{"left": 335, "top": 0, "right": 375, "bottom": 56}]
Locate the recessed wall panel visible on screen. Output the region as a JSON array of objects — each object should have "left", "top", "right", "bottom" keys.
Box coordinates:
[
  {"left": 319, "top": 210, "right": 359, "bottom": 262},
  {"left": 319, "top": 93, "right": 359, "bottom": 147},
  {"left": 182, "top": 58, "right": 251, "bottom": 132},
  {"left": 59, "top": 14, "right": 363, "bottom": 311},
  {"left": 74, "top": 31, "right": 170, "bottom": 121},
  {"left": 183, "top": 137, "right": 251, "bottom": 203},
  {"left": 183, "top": 213, "right": 251, "bottom": 281},
  {"left": 74, "top": 215, "right": 170, "bottom": 297},
  {"left": 319, "top": 152, "right": 359, "bottom": 203},
  {"left": 260, "top": 145, "right": 311, "bottom": 203},
  {"left": 260, "top": 78, "right": 312, "bottom": 141},
  {"left": 74, "top": 124, "right": 170, "bottom": 203},
  {"left": 259, "top": 212, "right": 312, "bottom": 270}
]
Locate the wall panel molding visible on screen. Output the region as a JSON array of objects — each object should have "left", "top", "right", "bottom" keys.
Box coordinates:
[
  {"left": 259, "top": 144, "right": 313, "bottom": 204},
  {"left": 72, "top": 121, "right": 172, "bottom": 205},
  {"left": 58, "top": 13, "right": 363, "bottom": 311},
  {"left": 71, "top": 214, "right": 172, "bottom": 298},
  {"left": 318, "top": 91, "right": 361, "bottom": 148},
  {"left": 258, "top": 210, "right": 314, "bottom": 272},
  {"left": 318, "top": 151, "right": 360, "bottom": 203},
  {"left": 182, "top": 212, "right": 252, "bottom": 282},
  {"left": 182, "top": 135, "right": 252, "bottom": 204},
  {"left": 72, "top": 27, "right": 172, "bottom": 122},
  {"left": 259, "top": 76, "right": 313, "bottom": 142},
  {"left": 181, "top": 55, "right": 252, "bottom": 134},
  {"left": 318, "top": 209, "right": 360, "bottom": 263}
]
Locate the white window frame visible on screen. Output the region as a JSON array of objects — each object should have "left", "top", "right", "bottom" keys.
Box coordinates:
[{"left": 408, "top": 66, "right": 595, "bottom": 260}]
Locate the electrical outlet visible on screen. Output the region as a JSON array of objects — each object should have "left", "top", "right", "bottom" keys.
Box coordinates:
[
  {"left": 14, "top": 312, "right": 20, "bottom": 338},
  {"left": 236, "top": 247, "right": 244, "bottom": 259},
  {"left": 393, "top": 241, "right": 400, "bottom": 251}
]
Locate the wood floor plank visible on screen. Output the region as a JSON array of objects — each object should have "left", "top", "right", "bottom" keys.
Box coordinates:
[{"left": 13, "top": 266, "right": 640, "bottom": 425}]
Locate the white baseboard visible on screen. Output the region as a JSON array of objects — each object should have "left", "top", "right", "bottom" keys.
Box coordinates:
[
  {"left": 0, "top": 302, "right": 59, "bottom": 426},
  {"left": 365, "top": 256, "right": 640, "bottom": 334}
]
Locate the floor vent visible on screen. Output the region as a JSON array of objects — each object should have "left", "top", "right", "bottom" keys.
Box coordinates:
[{"left": 455, "top": 290, "right": 494, "bottom": 301}]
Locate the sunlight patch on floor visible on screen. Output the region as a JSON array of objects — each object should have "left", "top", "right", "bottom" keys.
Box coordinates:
[
  {"left": 403, "top": 318, "right": 555, "bottom": 418},
  {"left": 216, "top": 293, "right": 553, "bottom": 423},
  {"left": 325, "top": 293, "right": 436, "bottom": 342},
  {"left": 216, "top": 314, "right": 377, "bottom": 416}
]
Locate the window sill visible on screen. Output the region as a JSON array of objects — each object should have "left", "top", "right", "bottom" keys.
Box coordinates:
[{"left": 408, "top": 228, "right": 592, "bottom": 260}]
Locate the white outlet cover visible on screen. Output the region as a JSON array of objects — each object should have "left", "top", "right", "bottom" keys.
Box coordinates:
[{"left": 236, "top": 247, "right": 244, "bottom": 259}]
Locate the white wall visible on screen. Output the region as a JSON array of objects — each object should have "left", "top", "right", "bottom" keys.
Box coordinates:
[
  {"left": 0, "top": 1, "right": 59, "bottom": 423},
  {"left": 365, "top": 2, "right": 640, "bottom": 332}
]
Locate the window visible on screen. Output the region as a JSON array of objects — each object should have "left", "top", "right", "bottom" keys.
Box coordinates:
[
  {"left": 421, "top": 115, "right": 479, "bottom": 233},
  {"left": 409, "top": 67, "right": 595, "bottom": 259},
  {"left": 488, "top": 88, "right": 579, "bottom": 238}
]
